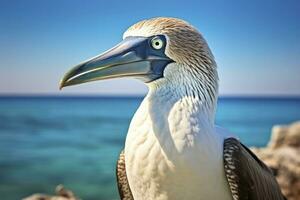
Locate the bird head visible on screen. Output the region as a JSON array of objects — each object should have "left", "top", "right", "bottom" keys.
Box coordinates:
[{"left": 60, "top": 17, "right": 218, "bottom": 104}]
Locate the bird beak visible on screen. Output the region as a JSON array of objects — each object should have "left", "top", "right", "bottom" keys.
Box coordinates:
[{"left": 60, "top": 36, "right": 172, "bottom": 89}]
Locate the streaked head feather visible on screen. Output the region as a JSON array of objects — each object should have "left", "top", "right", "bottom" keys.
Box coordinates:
[{"left": 124, "top": 17, "right": 215, "bottom": 69}]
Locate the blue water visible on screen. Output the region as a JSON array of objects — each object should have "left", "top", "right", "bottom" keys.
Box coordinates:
[{"left": 0, "top": 96, "right": 299, "bottom": 200}]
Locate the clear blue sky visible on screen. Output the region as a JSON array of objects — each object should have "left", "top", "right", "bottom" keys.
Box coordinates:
[{"left": 0, "top": 0, "right": 299, "bottom": 96}]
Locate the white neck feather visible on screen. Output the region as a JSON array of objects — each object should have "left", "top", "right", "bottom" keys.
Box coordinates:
[
  {"left": 148, "top": 62, "right": 218, "bottom": 123},
  {"left": 126, "top": 62, "right": 220, "bottom": 159}
]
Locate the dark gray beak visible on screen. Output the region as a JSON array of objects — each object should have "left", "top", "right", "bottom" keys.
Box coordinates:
[{"left": 60, "top": 36, "right": 173, "bottom": 89}]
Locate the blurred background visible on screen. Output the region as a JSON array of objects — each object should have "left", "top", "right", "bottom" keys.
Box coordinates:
[{"left": 0, "top": 0, "right": 299, "bottom": 199}]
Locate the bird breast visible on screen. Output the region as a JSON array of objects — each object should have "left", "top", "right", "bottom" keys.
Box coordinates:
[{"left": 124, "top": 95, "right": 232, "bottom": 200}]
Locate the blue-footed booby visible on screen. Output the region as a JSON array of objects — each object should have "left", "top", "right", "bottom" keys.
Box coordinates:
[{"left": 60, "top": 17, "right": 285, "bottom": 200}]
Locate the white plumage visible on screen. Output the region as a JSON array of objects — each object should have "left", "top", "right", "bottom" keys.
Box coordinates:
[{"left": 125, "top": 61, "right": 232, "bottom": 200}]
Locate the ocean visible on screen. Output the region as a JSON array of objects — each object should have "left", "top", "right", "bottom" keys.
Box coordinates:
[{"left": 0, "top": 96, "right": 299, "bottom": 200}]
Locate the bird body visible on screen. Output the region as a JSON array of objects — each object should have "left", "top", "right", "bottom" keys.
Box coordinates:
[
  {"left": 125, "top": 82, "right": 232, "bottom": 199},
  {"left": 61, "top": 17, "right": 286, "bottom": 200}
]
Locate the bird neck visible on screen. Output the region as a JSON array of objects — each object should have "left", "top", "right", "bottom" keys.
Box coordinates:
[
  {"left": 147, "top": 64, "right": 218, "bottom": 124},
  {"left": 129, "top": 76, "right": 218, "bottom": 157},
  {"left": 126, "top": 68, "right": 219, "bottom": 160}
]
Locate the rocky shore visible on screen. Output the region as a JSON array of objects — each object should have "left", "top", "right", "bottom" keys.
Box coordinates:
[
  {"left": 251, "top": 121, "right": 300, "bottom": 200},
  {"left": 23, "top": 121, "right": 300, "bottom": 200}
]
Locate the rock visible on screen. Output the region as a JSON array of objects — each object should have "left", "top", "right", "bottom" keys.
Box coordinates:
[
  {"left": 251, "top": 121, "right": 300, "bottom": 200},
  {"left": 269, "top": 122, "right": 300, "bottom": 148},
  {"left": 23, "top": 185, "right": 79, "bottom": 200}
]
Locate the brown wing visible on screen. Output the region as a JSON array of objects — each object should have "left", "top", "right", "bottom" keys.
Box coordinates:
[
  {"left": 116, "top": 150, "right": 134, "bottom": 200},
  {"left": 223, "top": 138, "right": 286, "bottom": 200}
]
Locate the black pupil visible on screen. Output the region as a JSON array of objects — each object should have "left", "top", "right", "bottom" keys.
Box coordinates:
[{"left": 155, "top": 42, "right": 160, "bottom": 46}]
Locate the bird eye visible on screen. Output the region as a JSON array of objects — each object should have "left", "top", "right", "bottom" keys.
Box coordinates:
[{"left": 151, "top": 37, "right": 164, "bottom": 50}]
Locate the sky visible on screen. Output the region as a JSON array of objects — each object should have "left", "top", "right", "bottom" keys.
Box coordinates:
[{"left": 0, "top": 0, "right": 299, "bottom": 96}]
